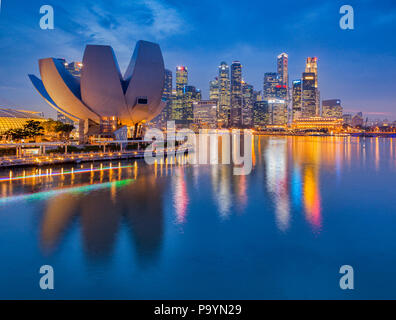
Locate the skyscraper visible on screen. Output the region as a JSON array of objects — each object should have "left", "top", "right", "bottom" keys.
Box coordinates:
[
  {"left": 209, "top": 78, "right": 219, "bottom": 101},
  {"left": 269, "top": 99, "right": 288, "bottom": 125},
  {"left": 302, "top": 72, "right": 317, "bottom": 118},
  {"left": 176, "top": 66, "right": 188, "bottom": 97},
  {"left": 275, "top": 85, "right": 287, "bottom": 100},
  {"left": 322, "top": 99, "right": 343, "bottom": 118},
  {"left": 183, "top": 85, "right": 201, "bottom": 121},
  {"left": 218, "top": 62, "right": 231, "bottom": 128},
  {"left": 159, "top": 69, "right": 173, "bottom": 123},
  {"left": 253, "top": 100, "right": 270, "bottom": 129},
  {"left": 263, "top": 72, "right": 280, "bottom": 99},
  {"left": 242, "top": 81, "right": 254, "bottom": 127},
  {"left": 305, "top": 57, "right": 318, "bottom": 87},
  {"left": 292, "top": 80, "right": 302, "bottom": 121},
  {"left": 305, "top": 57, "right": 320, "bottom": 115},
  {"left": 230, "top": 61, "right": 242, "bottom": 127},
  {"left": 277, "top": 53, "right": 289, "bottom": 91},
  {"left": 172, "top": 66, "right": 188, "bottom": 121}
]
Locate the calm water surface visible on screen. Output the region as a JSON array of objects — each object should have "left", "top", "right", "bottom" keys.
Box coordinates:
[{"left": 1, "top": 136, "right": 396, "bottom": 299}]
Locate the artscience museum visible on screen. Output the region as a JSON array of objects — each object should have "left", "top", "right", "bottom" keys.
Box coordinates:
[{"left": 29, "top": 40, "right": 166, "bottom": 139}]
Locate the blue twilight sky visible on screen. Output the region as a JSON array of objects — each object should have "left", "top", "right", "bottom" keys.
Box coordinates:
[{"left": 0, "top": 0, "right": 395, "bottom": 119}]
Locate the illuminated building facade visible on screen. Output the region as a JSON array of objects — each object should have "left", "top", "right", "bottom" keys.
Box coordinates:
[
  {"left": 269, "top": 99, "right": 288, "bottom": 125},
  {"left": 302, "top": 72, "right": 317, "bottom": 117},
  {"left": 253, "top": 100, "right": 270, "bottom": 129},
  {"left": 292, "top": 80, "right": 302, "bottom": 121},
  {"left": 305, "top": 57, "right": 320, "bottom": 115},
  {"left": 322, "top": 99, "right": 343, "bottom": 118},
  {"left": 277, "top": 53, "right": 289, "bottom": 92},
  {"left": 172, "top": 66, "right": 188, "bottom": 121},
  {"left": 0, "top": 108, "right": 46, "bottom": 134},
  {"left": 183, "top": 85, "right": 201, "bottom": 122},
  {"left": 218, "top": 62, "right": 231, "bottom": 127},
  {"left": 292, "top": 117, "right": 343, "bottom": 131},
  {"left": 230, "top": 61, "right": 242, "bottom": 127},
  {"left": 209, "top": 78, "right": 219, "bottom": 101},
  {"left": 159, "top": 69, "right": 173, "bottom": 123},
  {"left": 193, "top": 100, "right": 217, "bottom": 129},
  {"left": 263, "top": 72, "right": 280, "bottom": 99},
  {"left": 29, "top": 41, "right": 166, "bottom": 138},
  {"left": 275, "top": 85, "right": 287, "bottom": 99},
  {"left": 242, "top": 81, "right": 254, "bottom": 127}
]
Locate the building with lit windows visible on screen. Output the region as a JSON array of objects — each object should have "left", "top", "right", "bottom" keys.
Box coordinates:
[
  {"left": 0, "top": 108, "right": 46, "bottom": 134},
  {"left": 172, "top": 66, "right": 188, "bottom": 121},
  {"left": 209, "top": 78, "right": 219, "bottom": 102},
  {"left": 218, "top": 62, "right": 231, "bottom": 128},
  {"left": 253, "top": 100, "right": 270, "bottom": 129},
  {"left": 292, "top": 117, "right": 344, "bottom": 132},
  {"left": 193, "top": 100, "right": 217, "bottom": 129},
  {"left": 269, "top": 99, "right": 288, "bottom": 125},
  {"left": 242, "top": 81, "right": 254, "bottom": 127},
  {"left": 302, "top": 72, "right": 317, "bottom": 117},
  {"left": 305, "top": 57, "right": 320, "bottom": 115},
  {"left": 277, "top": 53, "right": 289, "bottom": 92},
  {"left": 322, "top": 99, "right": 343, "bottom": 118},
  {"left": 292, "top": 80, "right": 302, "bottom": 121},
  {"left": 275, "top": 85, "right": 287, "bottom": 99},
  {"left": 230, "top": 61, "right": 243, "bottom": 127},
  {"left": 263, "top": 72, "right": 280, "bottom": 99},
  {"left": 159, "top": 69, "right": 173, "bottom": 124},
  {"left": 183, "top": 85, "right": 201, "bottom": 122}
]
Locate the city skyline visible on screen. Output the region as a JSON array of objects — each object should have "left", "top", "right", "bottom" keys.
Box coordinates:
[{"left": 0, "top": 0, "right": 395, "bottom": 119}]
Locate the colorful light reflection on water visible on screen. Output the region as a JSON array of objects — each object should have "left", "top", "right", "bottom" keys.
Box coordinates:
[{"left": 0, "top": 136, "right": 396, "bottom": 299}]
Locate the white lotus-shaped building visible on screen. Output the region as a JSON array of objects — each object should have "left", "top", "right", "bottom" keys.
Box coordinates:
[{"left": 29, "top": 40, "right": 166, "bottom": 131}]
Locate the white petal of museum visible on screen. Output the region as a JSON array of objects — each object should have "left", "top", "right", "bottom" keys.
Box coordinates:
[{"left": 29, "top": 40, "right": 166, "bottom": 135}]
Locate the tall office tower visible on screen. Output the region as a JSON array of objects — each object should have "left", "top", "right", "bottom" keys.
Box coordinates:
[
  {"left": 305, "top": 57, "right": 320, "bottom": 115},
  {"left": 176, "top": 66, "right": 188, "bottom": 97},
  {"left": 172, "top": 66, "right": 188, "bottom": 121},
  {"left": 253, "top": 100, "right": 270, "bottom": 129},
  {"left": 263, "top": 72, "right": 280, "bottom": 99},
  {"left": 218, "top": 62, "right": 231, "bottom": 127},
  {"left": 275, "top": 84, "right": 287, "bottom": 99},
  {"left": 277, "top": 53, "right": 289, "bottom": 90},
  {"left": 302, "top": 72, "right": 317, "bottom": 117},
  {"left": 305, "top": 57, "right": 318, "bottom": 87},
  {"left": 209, "top": 78, "right": 219, "bottom": 101},
  {"left": 230, "top": 61, "right": 243, "bottom": 127},
  {"left": 253, "top": 90, "right": 262, "bottom": 102},
  {"left": 292, "top": 80, "right": 302, "bottom": 121},
  {"left": 322, "top": 99, "right": 343, "bottom": 118},
  {"left": 242, "top": 81, "right": 254, "bottom": 127},
  {"left": 183, "top": 85, "right": 201, "bottom": 121},
  {"left": 159, "top": 69, "right": 173, "bottom": 123},
  {"left": 269, "top": 99, "right": 288, "bottom": 125}
]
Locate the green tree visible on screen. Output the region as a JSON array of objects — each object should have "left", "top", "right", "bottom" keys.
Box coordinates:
[
  {"left": 4, "top": 128, "right": 28, "bottom": 141},
  {"left": 24, "top": 120, "right": 44, "bottom": 139},
  {"left": 55, "top": 123, "right": 75, "bottom": 140}
]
